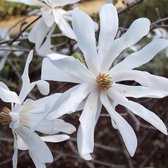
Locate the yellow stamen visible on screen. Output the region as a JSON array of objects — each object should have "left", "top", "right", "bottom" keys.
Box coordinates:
[
  {"left": 96, "top": 73, "right": 113, "bottom": 91},
  {"left": 0, "top": 107, "right": 11, "bottom": 126}
]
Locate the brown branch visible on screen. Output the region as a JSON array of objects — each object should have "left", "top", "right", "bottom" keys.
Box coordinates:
[
  {"left": 9, "top": 15, "right": 42, "bottom": 45},
  {"left": 150, "top": 17, "right": 168, "bottom": 29},
  {"left": 0, "top": 16, "right": 41, "bottom": 45},
  {"left": 118, "top": 0, "right": 144, "bottom": 15}
]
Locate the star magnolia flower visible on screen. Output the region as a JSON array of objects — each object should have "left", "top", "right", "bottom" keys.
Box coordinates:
[
  {"left": 7, "top": 0, "right": 80, "bottom": 55},
  {"left": 0, "top": 50, "right": 76, "bottom": 168},
  {"left": 42, "top": 4, "right": 168, "bottom": 159}
]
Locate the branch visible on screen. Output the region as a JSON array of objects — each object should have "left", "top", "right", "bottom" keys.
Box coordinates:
[
  {"left": 118, "top": 0, "right": 144, "bottom": 15},
  {"left": 0, "top": 16, "right": 41, "bottom": 45}
]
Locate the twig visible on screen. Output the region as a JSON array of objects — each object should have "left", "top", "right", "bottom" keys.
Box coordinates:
[
  {"left": 150, "top": 17, "right": 168, "bottom": 29},
  {"left": 139, "top": 147, "right": 158, "bottom": 168},
  {"left": 118, "top": 0, "right": 144, "bottom": 15},
  {"left": 9, "top": 16, "right": 42, "bottom": 45},
  {"left": 0, "top": 16, "right": 41, "bottom": 45}
]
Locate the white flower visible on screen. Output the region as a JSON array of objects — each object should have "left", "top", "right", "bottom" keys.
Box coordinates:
[
  {"left": 0, "top": 50, "right": 76, "bottom": 168},
  {"left": 41, "top": 4, "right": 168, "bottom": 160},
  {"left": 7, "top": 0, "right": 80, "bottom": 56}
]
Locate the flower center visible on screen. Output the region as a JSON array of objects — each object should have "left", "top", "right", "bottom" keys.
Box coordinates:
[
  {"left": 0, "top": 107, "right": 11, "bottom": 126},
  {"left": 96, "top": 73, "right": 113, "bottom": 91}
]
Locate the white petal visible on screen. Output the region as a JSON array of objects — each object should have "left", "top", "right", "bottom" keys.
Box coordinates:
[
  {"left": 15, "top": 125, "right": 53, "bottom": 163},
  {"left": 17, "top": 134, "right": 28, "bottom": 150},
  {"left": 98, "top": 4, "right": 118, "bottom": 61},
  {"left": 110, "top": 39, "right": 168, "bottom": 73},
  {"left": 29, "top": 80, "right": 50, "bottom": 95},
  {"left": 113, "top": 83, "right": 168, "bottom": 98},
  {"left": 0, "top": 83, "right": 20, "bottom": 103},
  {"left": 19, "top": 50, "right": 33, "bottom": 103},
  {"left": 12, "top": 131, "right": 18, "bottom": 168},
  {"left": 72, "top": 8, "right": 99, "bottom": 75},
  {"left": 7, "top": 0, "right": 44, "bottom": 6},
  {"left": 107, "top": 89, "right": 168, "bottom": 135},
  {"left": 22, "top": 111, "right": 76, "bottom": 134},
  {"left": 41, "top": 134, "right": 70, "bottom": 143},
  {"left": 28, "top": 18, "right": 55, "bottom": 56},
  {"left": 25, "top": 94, "right": 77, "bottom": 134},
  {"left": 41, "top": 58, "right": 82, "bottom": 83},
  {"left": 49, "top": 119, "right": 76, "bottom": 134},
  {"left": 41, "top": 7, "right": 54, "bottom": 27},
  {"left": 53, "top": 10, "right": 76, "bottom": 39},
  {"left": 77, "top": 90, "right": 101, "bottom": 160},
  {"left": 111, "top": 69, "right": 168, "bottom": 92},
  {"left": 29, "top": 151, "right": 46, "bottom": 168},
  {"left": 47, "top": 83, "right": 94, "bottom": 119},
  {"left": 49, "top": 0, "right": 80, "bottom": 7},
  {"left": 47, "top": 53, "right": 94, "bottom": 82},
  {"left": 35, "top": 26, "right": 54, "bottom": 56},
  {"left": 101, "top": 18, "right": 151, "bottom": 71},
  {"left": 0, "top": 52, "right": 8, "bottom": 71},
  {"left": 100, "top": 92, "right": 137, "bottom": 156}
]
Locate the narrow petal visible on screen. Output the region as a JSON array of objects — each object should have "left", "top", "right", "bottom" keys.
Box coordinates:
[
  {"left": 29, "top": 151, "right": 46, "bottom": 168},
  {"left": 12, "top": 131, "right": 18, "bottom": 168},
  {"left": 21, "top": 93, "right": 61, "bottom": 115},
  {"left": 29, "top": 80, "right": 50, "bottom": 95},
  {"left": 98, "top": 4, "right": 118, "bottom": 61},
  {"left": 18, "top": 50, "right": 33, "bottom": 103},
  {"left": 41, "top": 7, "right": 54, "bottom": 27},
  {"left": 28, "top": 19, "right": 55, "bottom": 56},
  {"left": 53, "top": 10, "right": 76, "bottom": 39},
  {"left": 110, "top": 39, "right": 168, "bottom": 73},
  {"left": 22, "top": 108, "right": 76, "bottom": 134},
  {"left": 77, "top": 90, "right": 101, "bottom": 160},
  {"left": 0, "top": 82, "right": 20, "bottom": 103},
  {"left": 113, "top": 83, "right": 168, "bottom": 98},
  {"left": 107, "top": 89, "right": 168, "bottom": 135},
  {"left": 41, "top": 58, "right": 82, "bottom": 83},
  {"left": 48, "top": 119, "right": 76, "bottom": 134},
  {"left": 101, "top": 18, "right": 151, "bottom": 71},
  {"left": 17, "top": 134, "right": 28, "bottom": 150},
  {"left": 72, "top": 8, "right": 99, "bottom": 75},
  {"left": 15, "top": 125, "right": 53, "bottom": 163},
  {"left": 0, "top": 52, "right": 8, "bottom": 71},
  {"left": 111, "top": 69, "right": 168, "bottom": 92},
  {"left": 47, "top": 83, "right": 94, "bottom": 119},
  {"left": 100, "top": 92, "right": 137, "bottom": 156},
  {"left": 49, "top": 0, "right": 80, "bottom": 7},
  {"left": 47, "top": 53, "right": 94, "bottom": 82},
  {"left": 41, "top": 134, "right": 70, "bottom": 143}
]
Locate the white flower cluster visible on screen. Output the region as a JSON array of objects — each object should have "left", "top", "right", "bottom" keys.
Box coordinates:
[{"left": 1, "top": 0, "right": 168, "bottom": 167}]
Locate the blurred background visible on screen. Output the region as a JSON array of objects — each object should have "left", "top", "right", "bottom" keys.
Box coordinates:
[{"left": 1, "top": 0, "right": 168, "bottom": 167}]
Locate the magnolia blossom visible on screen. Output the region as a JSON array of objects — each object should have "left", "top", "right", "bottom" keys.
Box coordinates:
[
  {"left": 7, "top": 0, "right": 80, "bottom": 55},
  {"left": 0, "top": 51, "right": 76, "bottom": 168},
  {"left": 42, "top": 4, "right": 168, "bottom": 159}
]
